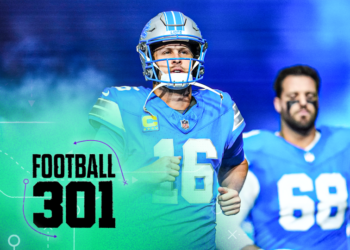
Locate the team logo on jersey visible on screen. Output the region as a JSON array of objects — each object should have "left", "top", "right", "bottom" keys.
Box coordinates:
[
  {"left": 142, "top": 115, "right": 159, "bottom": 132},
  {"left": 180, "top": 119, "right": 189, "bottom": 130}
]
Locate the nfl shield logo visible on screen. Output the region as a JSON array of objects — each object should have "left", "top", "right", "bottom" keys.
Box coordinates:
[{"left": 181, "top": 119, "right": 190, "bottom": 130}]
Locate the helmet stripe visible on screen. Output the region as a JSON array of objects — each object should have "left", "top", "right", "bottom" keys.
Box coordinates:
[
  {"left": 164, "top": 11, "right": 185, "bottom": 31},
  {"left": 163, "top": 12, "right": 169, "bottom": 31},
  {"left": 173, "top": 11, "right": 182, "bottom": 31},
  {"left": 171, "top": 11, "right": 176, "bottom": 25},
  {"left": 165, "top": 11, "right": 175, "bottom": 31}
]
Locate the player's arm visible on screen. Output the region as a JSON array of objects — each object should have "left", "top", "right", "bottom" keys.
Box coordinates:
[
  {"left": 216, "top": 99, "right": 247, "bottom": 215},
  {"left": 216, "top": 170, "right": 260, "bottom": 250},
  {"left": 92, "top": 125, "right": 181, "bottom": 200},
  {"left": 228, "top": 171, "right": 262, "bottom": 250},
  {"left": 217, "top": 133, "right": 248, "bottom": 215},
  {"left": 89, "top": 95, "right": 181, "bottom": 200},
  {"left": 90, "top": 125, "right": 153, "bottom": 197},
  {"left": 219, "top": 100, "right": 248, "bottom": 192},
  {"left": 218, "top": 159, "right": 248, "bottom": 192}
]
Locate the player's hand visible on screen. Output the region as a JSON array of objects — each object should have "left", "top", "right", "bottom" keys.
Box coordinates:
[
  {"left": 137, "top": 156, "right": 181, "bottom": 184},
  {"left": 217, "top": 187, "right": 241, "bottom": 215}
]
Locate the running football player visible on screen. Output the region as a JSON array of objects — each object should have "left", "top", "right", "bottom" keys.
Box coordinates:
[
  {"left": 89, "top": 11, "right": 248, "bottom": 249},
  {"left": 216, "top": 65, "right": 350, "bottom": 250}
]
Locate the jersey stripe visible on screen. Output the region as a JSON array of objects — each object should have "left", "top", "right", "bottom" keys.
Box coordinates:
[
  {"left": 89, "top": 98, "right": 125, "bottom": 132},
  {"left": 163, "top": 12, "right": 169, "bottom": 31},
  {"left": 232, "top": 103, "right": 244, "bottom": 131}
]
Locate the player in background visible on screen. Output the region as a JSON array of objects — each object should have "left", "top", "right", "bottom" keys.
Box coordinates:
[
  {"left": 88, "top": 11, "right": 248, "bottom": 249},
  {"left": 216, "top": 65, "right": 350, "bottom": 250}
]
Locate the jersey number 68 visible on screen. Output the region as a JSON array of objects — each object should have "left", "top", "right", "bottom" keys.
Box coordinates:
[{"left": 277, "top": 173, "right": 348, "bottom": 231}]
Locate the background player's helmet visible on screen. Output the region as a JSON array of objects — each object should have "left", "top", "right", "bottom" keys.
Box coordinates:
[{"left": 137, "top": 11, "right": 208, "bottom": 90}]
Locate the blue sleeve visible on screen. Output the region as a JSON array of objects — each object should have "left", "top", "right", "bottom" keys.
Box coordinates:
[
  {"left": 88, "top": 88, "right": 127, "bottom": 137},
  {"left": 89, "top": 124, "right": 127, "bottom": 164},
  {"left": 221, "top": 132, "right": 245, "bottom": 170},
  {"left": 224, "top": 100, "right": 245, "bottom": 149}
]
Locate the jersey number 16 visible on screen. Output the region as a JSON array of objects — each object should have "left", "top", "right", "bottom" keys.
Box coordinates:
[{"left": 153, "top": 139, "right": 218, "bottom": 204}]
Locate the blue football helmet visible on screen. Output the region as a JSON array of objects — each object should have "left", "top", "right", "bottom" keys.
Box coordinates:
[
  {"left": 137, "top": 11, "right": 223, "bottom": 116},
  {"left": 137, "top": 11, "right": 208, "bottom": 90}
]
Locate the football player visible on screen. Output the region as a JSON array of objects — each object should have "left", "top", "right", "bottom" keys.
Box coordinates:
[
  {"left": 216, "top": 65, "right": 350, "bottom": 250},
  {"left": 89, "top": 11, "right": 248, "bottom": 249}
]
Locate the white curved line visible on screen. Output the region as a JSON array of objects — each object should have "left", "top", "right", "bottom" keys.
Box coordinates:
[
  {"left": 0, "top": 190, "right": 89, "bottom": 199},
  {"left": 0, "top": 190, "right": 41, "bottom": 198}
]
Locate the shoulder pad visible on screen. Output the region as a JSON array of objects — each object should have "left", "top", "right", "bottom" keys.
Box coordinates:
[
  {"left": 197, "top": 89, "right": 232, "bottom": 108},
  {"left": 101, "top": 86, "right": 149, "bottom": 113},
  {"left": 320, "top": 125, "right": 350, "bottom": 135},
  {"left": 197, "top": 89, "right": 236, "bottom": 114},
  {"left": 196, "top": 89, "right": 246, "bottom": 139},
  {"left": 197, "top": 89, "right": 245, "bottom": 131},
  {"left": 243, "top": 130, "right": 277, "bottom": 151},
  {"left": 88, "top": 86, "right": 149, "bottom": 133},
  {"left": 319, "top": 125, "right": 350, "bottom": 149},
  {"left": 219, "top": 90, "right": 244, "bottom": 131}
]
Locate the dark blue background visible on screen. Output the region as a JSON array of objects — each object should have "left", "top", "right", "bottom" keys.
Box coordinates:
[{"left": 1, "top": 0, "right": 349, "bottom": 131}]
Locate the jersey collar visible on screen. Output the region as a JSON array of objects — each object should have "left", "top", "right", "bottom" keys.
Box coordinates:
[
  {"left": 146, "top": 90, "right": 204, "bottom": 134},
  {"left": 274, "top": 130, "right": 321, "bottom": 152}
]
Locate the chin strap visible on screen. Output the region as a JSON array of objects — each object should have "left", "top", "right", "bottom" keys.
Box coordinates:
[
  {"left": 144, "top": 57, "right": 223, "bottom": 114},
  {"left": 191, "top": 82, "right": 224, "bottom": 107},
  {"left": 152, "top": 62, "right": 166, "bottom": 76},
  {"left": 143, "top": 82, "right": 168, "bottom": 117},
  {"left": 143, "top": 81, "right": 224, "bottom": 116}
]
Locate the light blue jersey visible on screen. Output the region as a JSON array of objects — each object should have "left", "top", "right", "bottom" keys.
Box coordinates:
[
  {"left": 244, "top": 127, "right": 350, "bottom": 250},
  {"left": 88, "top": 86, "right": 245, "bottom": 249}
]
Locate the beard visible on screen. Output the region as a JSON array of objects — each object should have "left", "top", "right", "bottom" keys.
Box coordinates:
[{"left": 281, "top": 107, "right": 318, "bottom": 135}]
